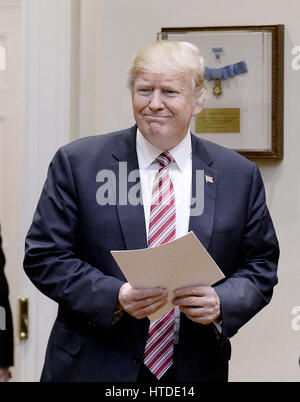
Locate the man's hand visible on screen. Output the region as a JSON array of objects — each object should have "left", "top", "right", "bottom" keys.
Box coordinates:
[
  {"left": 172, "top": 285, "right": 221, "bottom": 325},
  {"left": 118, "top": 282, "right": 168, "bottom": 319},
  {"left": 0, "top": 367, "right": 11, "bottom": 382}
]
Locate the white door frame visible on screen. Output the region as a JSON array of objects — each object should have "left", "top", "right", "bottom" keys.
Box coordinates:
[
  {"left": 0, "top": 0, "right": 21, "bottom": 382},
  {"left": 18, "top": 0, "right": 79, "bottom": 382}
]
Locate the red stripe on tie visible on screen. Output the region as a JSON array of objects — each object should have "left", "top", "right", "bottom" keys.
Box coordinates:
[
  {"left": 144, "top": 321, "right": 174, "bottom": 358},
  {"left": 155, "top": 354, "right": 173, "bottom": 378},
  {"left": 146, "top": 336, "right": 174, "bottom": 370},
  {"left": 148, "top": 213, "right": 176, "bottom": 246},
  {"left": 147, "top": 308, "right": 174, "bottom": 338},
  {"left": 144, "top": 151, "right": 176, "bottom": 379}
]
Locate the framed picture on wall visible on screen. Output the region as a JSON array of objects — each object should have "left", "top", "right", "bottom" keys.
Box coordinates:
[{"left": 158, "top": 25, "right": 284, "bottom": 159}]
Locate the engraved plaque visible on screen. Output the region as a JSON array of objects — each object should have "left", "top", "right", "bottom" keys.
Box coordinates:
[{"left": 195, "top": 108, "right": 240, "bottom": 133}]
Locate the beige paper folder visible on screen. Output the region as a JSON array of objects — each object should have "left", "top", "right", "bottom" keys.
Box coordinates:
[{"left": 111, "top": 231, "right": 225, "bottom": 321}]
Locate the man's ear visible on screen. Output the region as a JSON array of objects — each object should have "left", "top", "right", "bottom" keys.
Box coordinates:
[{"left": 192, "top": 98, "right": 205, "bottom": 116}]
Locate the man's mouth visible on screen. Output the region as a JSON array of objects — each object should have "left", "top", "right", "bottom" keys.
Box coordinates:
[{"left": 144, "top": 115, "right": 170, "bottom": 121}]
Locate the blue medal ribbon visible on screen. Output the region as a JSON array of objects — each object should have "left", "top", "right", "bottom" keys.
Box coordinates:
[{"left": 204, "top": 61, "right": 248, "bottom": 80}]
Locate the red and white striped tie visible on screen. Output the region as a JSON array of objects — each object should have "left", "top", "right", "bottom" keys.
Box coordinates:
[{"left": 144, "top": 151, "right": 176, "bottom": 380}]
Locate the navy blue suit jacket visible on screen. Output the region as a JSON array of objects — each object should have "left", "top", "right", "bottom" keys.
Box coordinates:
[{"left": 24, "top": 126, "right": 279, "bottom": 382}]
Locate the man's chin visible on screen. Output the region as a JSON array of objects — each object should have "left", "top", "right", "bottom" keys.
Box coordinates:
[
  {"left": 147, "top": 133, "right": 177, "bottom": 151},
  {"left": 148, "top": 121, "right": 165, "bottom": 134}
]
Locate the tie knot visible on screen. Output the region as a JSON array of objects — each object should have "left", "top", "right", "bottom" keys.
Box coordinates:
[{"left": 157, "top": 152, "right": 173, "bottom": 168}]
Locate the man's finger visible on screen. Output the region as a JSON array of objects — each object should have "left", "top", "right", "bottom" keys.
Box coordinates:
[
  {"left": 173, "top": 296, "right": 205, "bottom": 307},
  {"left": 131, "top": 287, "right": 168, "bottom": 301},
  {"left": 179, "top": 306, "right": 209, "bottom": 316},
  {"left": 133, "top": 293, "right": 169, "bottom": 310},
  {"left": 173, "top": 286, "right": 209, "bottom": 298},
  {"left": 118, "top": 283, "right": 167, "bottom": 305},
  {"left": 134, "top": 299, "right": 169, "bottom": 319}
]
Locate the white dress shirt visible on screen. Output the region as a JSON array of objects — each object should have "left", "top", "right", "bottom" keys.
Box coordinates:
[
  {"left": 136, "top": 128, "right": 192, "bottom": 343},
  {"left": 113, "top": 129, "right": 221, "bottom": 337}
]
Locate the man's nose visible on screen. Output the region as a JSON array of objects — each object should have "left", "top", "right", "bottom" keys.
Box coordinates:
[{"left": 149, "top": 90, "right": 164, "bottom": 110}]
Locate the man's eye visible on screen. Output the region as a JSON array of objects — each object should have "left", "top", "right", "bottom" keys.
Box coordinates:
[
  {"left": 164, "top": 90, "right": 177, "bottom": 96},
  {"left": 138, "top": 89, "right": 151, "bottom": 94}
]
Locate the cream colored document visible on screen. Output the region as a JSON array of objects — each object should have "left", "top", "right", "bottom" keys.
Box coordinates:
[{"left": 111, "top": 231, "right": 225, "bottom": 321}]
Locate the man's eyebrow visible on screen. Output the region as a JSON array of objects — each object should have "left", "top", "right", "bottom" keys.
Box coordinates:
[
  {"left": 134, "top": 79, "right": 182, "bottom": 91},
  {"left": 161, "top": 83, "right": 180, "bottom": 90}
]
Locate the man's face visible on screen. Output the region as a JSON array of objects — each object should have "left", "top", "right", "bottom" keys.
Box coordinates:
[{"left": 132, "top": 72, "right": 203, "bottom": 151}]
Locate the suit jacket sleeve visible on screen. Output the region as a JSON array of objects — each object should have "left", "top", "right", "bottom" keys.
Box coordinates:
[
  {"left": 23, "top": 148, "right": 125, "bottom": 335},
  {"left": 0, "top": 227, "right": 14, "bottom": 367},
  {"left": 214, "top": 164, "right": 279, "bottom": 338}
]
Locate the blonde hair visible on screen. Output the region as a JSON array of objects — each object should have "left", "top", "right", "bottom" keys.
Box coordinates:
[{"left": 128, "top": 40, "right": 208, "bottom": 101}]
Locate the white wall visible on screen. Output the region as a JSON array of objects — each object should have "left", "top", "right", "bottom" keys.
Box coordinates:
[
  {"left": 80, "top": 0, "right": 300, "bottom": 381},
  {"left": 19, "top": 0, "right": 76, "bottom": 381}
]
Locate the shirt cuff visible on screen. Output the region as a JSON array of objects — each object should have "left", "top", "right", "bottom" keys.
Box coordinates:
[
  {"left": 112, "top": 308, "right": 124, "bottom": 325},
  {"left": 213, "top": 319, "right": 223, "bottom": 334}
]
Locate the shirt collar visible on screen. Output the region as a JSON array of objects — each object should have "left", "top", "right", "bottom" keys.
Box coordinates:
[{"left": 136, "top": 128, "right": 192, "bottom": 172}]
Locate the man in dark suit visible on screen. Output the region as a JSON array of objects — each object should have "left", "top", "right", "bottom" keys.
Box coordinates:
[
  {"left": 0, "top": 226, "right": 14, "bottom": 382},
  {"left": 24, "top": 41, "right": 279, "bottom": 382}
]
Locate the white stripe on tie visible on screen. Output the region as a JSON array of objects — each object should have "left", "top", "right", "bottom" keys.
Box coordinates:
[{"left": 144, "top": 151, "right": 175, "bottom": 380}]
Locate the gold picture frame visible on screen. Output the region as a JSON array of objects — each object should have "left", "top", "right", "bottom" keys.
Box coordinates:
[{"left": 158, "top": 25, "right": 284, "bottom": 159}]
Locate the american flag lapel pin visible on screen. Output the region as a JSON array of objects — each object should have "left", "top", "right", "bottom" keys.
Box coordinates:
[{"left": 205, "top": 175, "right": 214, "bottom": 184}]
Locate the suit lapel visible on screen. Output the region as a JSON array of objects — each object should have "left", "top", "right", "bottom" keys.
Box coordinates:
[
  {"left": 109, "top": 126, "right": 148, "bottom": 250},
  {"left": 189, "top": 135, "right": 218, "bottom": 250},
  {"left": 109, "top": 128, "right": 217, "bottom": 252}
]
